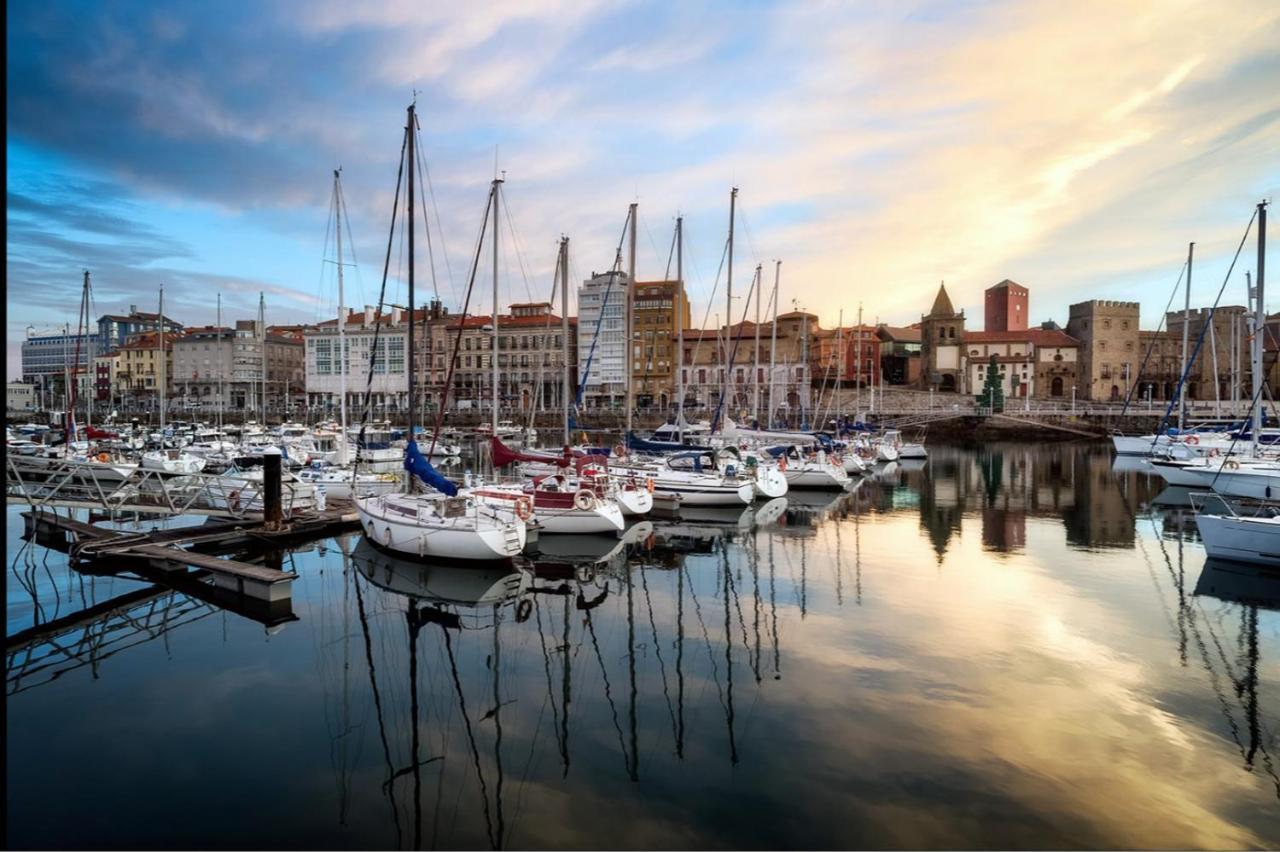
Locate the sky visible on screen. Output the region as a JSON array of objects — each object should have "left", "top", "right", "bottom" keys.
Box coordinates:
[{"left": 6, "top": 0, "right": 1280, "bottom": 379}]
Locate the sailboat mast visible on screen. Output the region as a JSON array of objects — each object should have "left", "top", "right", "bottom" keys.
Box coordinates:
[
  {"left": 676, "top": 216, "right": 684, "bottom": 443},
  {"left": 626, "top": 202, "right": 637, "bottom": 435},
  {"left": 753, "top": 263, "right": 762, "bottom": 425},
  {"left": 837, "top": 308, "right": 845, "bottom": 428},
  {"left": 856, "top": 304, "right": 863, "bottom": 422},
  {"left": 725, "top": 188, "right": 737, "bottom": 423},
  {"left": 1178, "top": 242, "right": 1193, "bottom": 431},
  {"left": 336, "top": 169, "right": 349, "bottom": 465},
  {"left": 491, "top": 177, "right": 502, "bottom": 436},
  {"left": 158, "top": 285, "right": 166, "bottom": 437},
  {"left": 217, "top": 293, "right": 224, "bottom": 433},
  {"left": 1253, "top": 201, "right": 1267, "bottom": 454},
  {"left": 561, "top": 236, "right": 571, "bottom": 447},
  {"left": 769, "top": 261, "right": 779, "bottom": 429},
  {"left": 409, "top": 103, "right": 419, "bottom": 437},
  {"left": 259, "top": 292, "right": 266, "bottom": 424},
  {"left": 84, "top": 271, "right": 93, "bottom": 429}
]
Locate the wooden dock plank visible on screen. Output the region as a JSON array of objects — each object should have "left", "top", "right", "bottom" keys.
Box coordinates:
[{"left": 121, "top": 544, "right": 295, "bottom": 584}]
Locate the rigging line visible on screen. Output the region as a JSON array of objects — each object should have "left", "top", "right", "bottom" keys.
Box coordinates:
[
  {"left": 352, "top": 572, "right": 404, "bottom": 850},
  {"left": 420, "top": 134, "right": 458, "bottom": 306},
  {"left": 411, "top": 120, "right": 442, "bottom": 304},
  {"left": 639, "top": 558, "right": 678, "bottom": 745},
  {"left": 684, "top": 237, "right": 731, "bottom": 400},
  {"left": 316, "top": 180, "right": 338, "bottom": 323},
  {"left": 724, "top": 546, "right": 757, "bottom": 679},
  {"left": 533, "top": 596, "right": 565, "bottom": 757},
  {"left": 426, "top": 186, "right": 496, "bottom": 458},
  {"left": 663, "top": 217, "right": 678, "bottom": 281},
  {"left": 1120, "top": 260, "right": 1187, "bottom": 413},
  {"left": 440, "top": 625, "right": 499, "bottom": 850},
  {"left": 1152, "top": 208, "right": 1259, "bottom": 446},
  {"left": 710, "top": 263, "right": 760, "bottom": 431},
  {"left": 354, "top": 124, "right": 408, "bottom": 457},
  {"left": 682, "top": 563, "right": 728, "bottom": 712},
  {"left": 336, "top": 171, "right": 369, "bottom": 313},
  {"left": 583, "top": 606, "right": 630, "bottom": 776}
]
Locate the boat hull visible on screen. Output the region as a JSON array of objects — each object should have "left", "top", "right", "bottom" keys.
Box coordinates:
[
  {"left": 1195, "top": 514, "right": 1280, "bottom": 567},
  {"left": 355, "top": 494, "right": 525, "bottom": 560}
]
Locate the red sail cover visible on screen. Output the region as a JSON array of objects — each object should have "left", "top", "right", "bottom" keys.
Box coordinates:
[
  {"left": 490, "top": 436, "right": 570, "bottom": 468},
  {"left": 86, "top": 426, "right": 118, "bottom": 440}
]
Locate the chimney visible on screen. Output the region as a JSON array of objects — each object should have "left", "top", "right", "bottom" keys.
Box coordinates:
[{"left": 364, "top": 305, "right": 375, "bottom": 326}]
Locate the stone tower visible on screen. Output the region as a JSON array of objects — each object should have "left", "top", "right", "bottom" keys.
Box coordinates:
[
  {"left": 920, "top": 283, "right": 966, "bottom": 392},
  {"left": 985, "top": 279, "right": 1028, "bottom": 332}
]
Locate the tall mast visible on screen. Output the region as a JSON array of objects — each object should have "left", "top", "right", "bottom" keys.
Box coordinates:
[
  {"left": 259, "top": 291, "right": 266, "bottom": 424},
  {"left": 491, "top": 176, "right": 503, "bottom": 436},
  {"left": 217, "top": 293, "right": 224, "bottom": 434},
  {"left": 626, "top": 202, "right": 637, "bottom": 435},
  {"left": 158, "top": 285, "right": 166, "bottom": 437},
  {"left": 837, "top": 308, "right": 845, "bottom": 428},
  {"left": 336, "top": 169, "right": 349, "bottom": 465},
  {"left": 1178, "top": 242, "right": 1193, "bottom": 431},
  {"left": 856, "top": 304, "right": 863, "bottom": 422},
  {"left": 84, "top": 271, "right": 93, "bottom": 429},
  {"left": 753, "top": 263, "right": 762, "bottom": 425},
  {"left": 407, "top": 105, "right": 417, "bottom": 439},
  {"left": 725, "top": 188, "right": 737, "bottom": 423},
  {"left": 769, "top": 261, "right": 779, "bottom": 429},
  {"left": 675, "top": 216, "right": 684, "bottom": 442},
  {"left": 1253, "top": 201, "right": 1267, "bottom": 455},
  {"left": 560, "top": 236, "right": 571, "bottom": 446}
]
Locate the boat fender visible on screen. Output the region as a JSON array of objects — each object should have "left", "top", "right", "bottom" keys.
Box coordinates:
[
  {"left": 384, "top": 526, "right": 393, "bottom": 546},
  {"left": 515, "top": 496, "right": 533, "bottom": 521},
  {"left": 779, "top": 455, "right": 787, "bottom": 471},
  {"left": 574, "top": 489, "right": 596, "bottom": 511},
  {"left": 516, "top": 598, "right": 533, "bottom": 623},
  {"left": 229, "top": 490, "right": 241, "bottom": 512},
  {"left": 646, "top": 477, "right": 655, "bottom": 493}
]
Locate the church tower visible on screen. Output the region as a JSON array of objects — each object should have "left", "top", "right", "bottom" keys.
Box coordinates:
[{"left": 919, "top": 282, "right": 966, "bottom": 392}]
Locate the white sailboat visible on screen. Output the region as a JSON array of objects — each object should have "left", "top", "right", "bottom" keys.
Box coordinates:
[{"left": 353, "top": 106, "right": 526, "bottom": 561}]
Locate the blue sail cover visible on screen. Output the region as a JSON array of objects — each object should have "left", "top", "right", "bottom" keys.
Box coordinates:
[
  {"left": 404, "top": 440, "right": 458, "bottom": 496},
  {"left": 626, "top": 431, "right": 711, "bottom": 454}
]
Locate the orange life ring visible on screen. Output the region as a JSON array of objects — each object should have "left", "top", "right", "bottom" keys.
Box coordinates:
[
  {"left": 514, "top": 496, "right": 533, "bottom": 520},
  {"left": 1185, "top": 435, "right": 1199, "bottom": 445},
  {"left": 97, "top": 452, "right": 110, "bottom": 463},
  {"left": 645, "top": 477, "right": 654, "bottom": 494}
]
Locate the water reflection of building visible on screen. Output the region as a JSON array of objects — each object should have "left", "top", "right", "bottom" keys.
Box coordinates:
[{"left": 884, "top": 443, "right": 1165, "bottom": 558}]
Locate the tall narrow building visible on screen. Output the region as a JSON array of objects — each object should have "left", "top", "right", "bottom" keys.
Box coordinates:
[{"left": 920, "top": 283, "right": 966, "bottom": 392}]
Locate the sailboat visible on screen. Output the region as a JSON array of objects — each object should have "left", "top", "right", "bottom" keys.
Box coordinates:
[
  {"left": 297, "top": 169, "right": 400, "bottom": 500},
  {"left": 141, "top": 285, "right": 206, "bottom": 474},
  {"left": 353, "top": 103, "right": 527, "bottom": 561}
]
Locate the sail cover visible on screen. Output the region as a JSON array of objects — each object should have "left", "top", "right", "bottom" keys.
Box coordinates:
[
  {"left": 405, "top": 440, "right": 458, "bottom": 496},
  {"left": 491, "top": 436, "right": 569, "bottom": 468}
]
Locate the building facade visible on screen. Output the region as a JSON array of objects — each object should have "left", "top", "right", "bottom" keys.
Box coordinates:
[
  {"left": 8, "top": 382, "right": 36, "bottom": 411},
  {"left": 97, "top": 307, "right": 183, "bottom": 350},
  {"left": 115, "top": 332, "right": 180, "bottom": 409},
  {"left": 304, "top": 306, "right": 413, "bottom": 417},
  {"left": 577, "top": 271, "right": 629, "bottom": 407},
  {"left": 985, "top": 280, "right": 1029, "bottom": 332},
  {"left": 963, "top": 328, "right": 1079, "bottom": 400},
  {"left": 1066, "top": 300, "right": 1141, "bottom": 402},
  {"left": 632, "top": 280, "right": 691, "bottom": 408},
  {"left": 919, "top": 284, "right": 966, "bottom": 392}
]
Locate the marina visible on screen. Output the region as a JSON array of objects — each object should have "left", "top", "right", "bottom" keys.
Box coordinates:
[{"left": 6, "top": 441, "right": 1280, "bottom": 848}]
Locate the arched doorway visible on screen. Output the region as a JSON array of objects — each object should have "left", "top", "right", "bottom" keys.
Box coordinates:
[
  {"left": 940, "top": 374, "right": 956, "bottom": 392},
  {"left": 1110, "top": 385, "right": 1121, "bottom": 401},
  {"left": 1051, "top": 377, "right": 1064, "bottom": 397}
]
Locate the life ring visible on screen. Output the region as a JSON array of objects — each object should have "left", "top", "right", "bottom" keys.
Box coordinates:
[
  {"left": 229, "top": 489, "right": 241, "bottom": 512},
  {"left": 1208, "top": 448, "right": 1220, "bottom": 458},
  {"left": 97, "top": 452, "right": 110, "bottom": 463},
  {"left": 1185, "top": 435, "right": 1199, "bottom": 445},
  {"left": 515, "top": 598, "right": 533, "bottom": 622},
  {"left": 778, "top": 455, "right": 788, "bottom": 471},
  {"left": 1225, "top": 459, "right": 1240, "bottom": 470},
  {"left": 574, "top": 489, "right": 596, "bottom": 511},
  {"left": 514, "top": 496, "right": 533, "bottom": 520},
  {"left": 614, "top": 443, "right": 626, "bottom": 459},
  {"left": 645, "top": 477, "right": 655, "bottom": 493}
]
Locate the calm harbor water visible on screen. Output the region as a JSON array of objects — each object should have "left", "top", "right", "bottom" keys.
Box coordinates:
[{"left": 6, "top": 441, "right": 1280, "bottom": 849}]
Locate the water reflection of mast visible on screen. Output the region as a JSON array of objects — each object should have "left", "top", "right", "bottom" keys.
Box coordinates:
[
  {"left": 722, "top": 543, "right": 739, "bottom": 765},
  {"left": 769, "top": 531, "right": 780, "bottom": 680},
  {"left": 639, "top": 561, "right": 678, "bottom": 755},
  {"left": 626, "top": 560, "right": 639, "bottom": 781},
  {"left": 583, "top": 585, "right": 630, "bottom": 779},
  {"left": 352, "top": 568, "right": 403, "bottom": 849},
  {"left": 441, "top": 623, "right": 499, "bottom": 849},
  {"left": 676, "top": 558, "right": 686, "bottom": 757}
]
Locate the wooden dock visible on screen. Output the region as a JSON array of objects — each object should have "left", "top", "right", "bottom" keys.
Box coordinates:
[{"left": 24, "top": 501, "right": 360, "bottom": 603}]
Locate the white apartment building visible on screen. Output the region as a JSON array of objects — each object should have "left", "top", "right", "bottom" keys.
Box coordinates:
[
  {"left": 304, "top": 306, "right": 412, "bottom": 415},
  {"left": 576, "top": 271, "right": 629, "bottom": 407}
]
